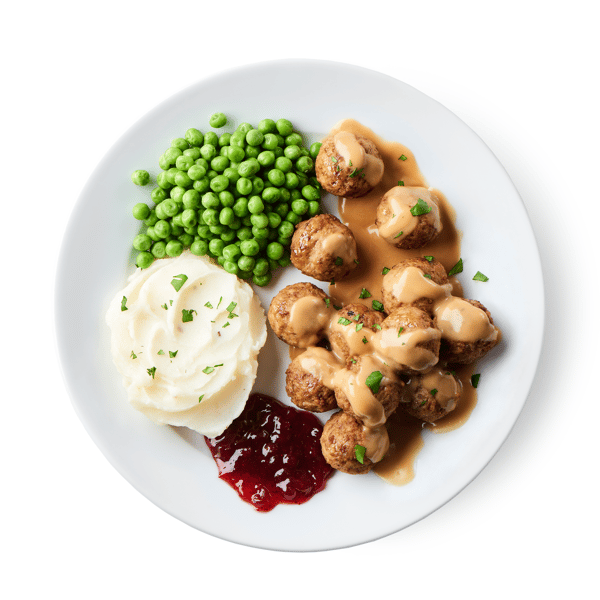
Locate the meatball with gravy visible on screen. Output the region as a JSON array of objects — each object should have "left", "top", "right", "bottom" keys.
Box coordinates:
[
  {"left": 381, "top": 257, "right": 450, "bottom": 315},
  {"left": 372, "top": 306, "right": 441, "bottom": 374},
  {"left": 290, "top": 214, "right": 358, "bottom": 282},
  {"left": 333, "top": 355, "right": 403, "bottom": 427},
  {"left": 400, "top": 368, "right": 462, "bottom": 423},
  {"left": 285, "top": 347, "right": 340, "bottom": 413},
  {"left": 321, "top": 411, "right": 389, "bottom": 474},
  {"left": 434, "top": 298, "right": 499, "bottom": 364},
  {"left": 328, "top": 303, "right": 385, "bottom": 361},
  {"left": 268, "top": 282, "right": 334, "bottom": 348},
  {"left": 315, "top": 131, "right": 384, "bottom": 198},
  {"left": 376, "top": 186, "right": 442, "bottom": 249}
]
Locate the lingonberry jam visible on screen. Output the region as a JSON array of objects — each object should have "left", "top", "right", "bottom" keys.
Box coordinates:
[{"left": 205, "top": 393, "right": 333, "bottom": 512}]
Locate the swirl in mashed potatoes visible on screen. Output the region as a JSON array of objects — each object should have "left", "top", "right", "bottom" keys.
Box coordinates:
[{"left": 106, "top": 251, "right": 267, "bottom": 437}]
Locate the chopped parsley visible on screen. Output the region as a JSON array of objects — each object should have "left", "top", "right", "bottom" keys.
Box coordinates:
[
  {"left": 198, "top": 394, "right": 204, "bottom": 403},
  {"left": 170, "top": 274, "right": 188, "bottom": 292},
  {"left": 359, "top": 288, "right": 372, "bottom": 299},
  {"left": 430, "top": 388, "right": 438, "bottom": 396},
  {"left": 169, "top": 350, "right": 178, "bottom": 358},
  {"left": 448, "top": 258, "right": 464, "bottom": 277},
  {"left": 473, "top": 271, "right": 489, "bottom": 282},
  {"left": 331, "top": 156, "right": 338, "bottom": 163},
  {"left": 204, "top": 301, "right": 213, "bottom": 309},
  {"left": 362, "top": 336, "right": 368, "bottom": 344},
  {"left": 398, "top": 180, "right": 404, "bottom": 186},
  {"left": 424, "top": 255, "right": 434, "bottom": 262},
  {"left": 372, "top": 300, "right": 384, "bottom": 312},
  {"left": 130, "top": 351, "right": 137, "bottom": 359},
  {"left": 394, "top": 231, "right": 403, "bottom": 239},
  {"left": 399, "top": 154, "right": 407, "bottom": 161},
  {"left": 382, "top": 266, "right": 390, "bottom": 276},
  {"left": 147, "top": 367, "right": 156, "bottom": 379},
  {"left": 355, "top": 323, "right": 364, "bottom": 332},
  {"left": 223, "top": 322, "right": 230, "bottom": 328},
  {"left": 398, "top": 327, "right": 404, "bottom": 337},
  {"left": 338, "top": 317, "right": 352, "bottom": 326},
  {"left": 217, "top": 296, "right": 223, "bottom": 308},
  {"left": 334, "top": 256, "right": 344, "bottom": 266},
  {"left": 157, "top": 349, "right": 165, "bottom": 355},
  {"left": 373, "top": 324, "right": 382, "bottom": 331},
  {"left": 471, "top": 373, "right": 481, "bottom": 388},
  {"left": 121, "top": 296, "right": 128, "bottom": 311},
  {"left": 410, "top": 198, "right": 431, "bottom": 216},
  {"left": 365, "top": 370, "right": 383, "bottom": 394},
  {"left": 355, "top": 444, "right": 366, "bottom": 464},
  {"left": 324, "top": 298, "right": 331, "bottom": 308},
  {"left": 161, "top": 303, "right": 169, "bottom": 310},
  {"left": 181, "top": 309, "right": 197, "bottom": 323},
  {"left": 424, "top": 273, "right": 432, "bottom": 279},
  {"left": 226, "top": 301, "right": 237, "bottom": 313}
]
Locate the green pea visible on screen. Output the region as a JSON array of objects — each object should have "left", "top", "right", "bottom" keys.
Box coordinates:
[
  {"left": 178, "top": 233, "right": 194, "bottom": 247},
  {"left": 171, "top": 138, "right": 189, "bottom": 151},
  {"left": 296, "top": 156, "right": 314, "bottom": 173},
  {"left": 136, "top": 251, "right": 154, "bottom": 269},
  {"left": 219, "top": 132, "right": 232, "bottom": 147},
  {"left": 237, "top": 122, "right": 253, "bottom": 135},
  {"left": 222, "top": 244, "right": 241, "bottom": 262},
  {"left": 204, "top": 131, "right": 219, "bottom": 147},
  {"left": 183, "top": 147, "right": 201, "bottom": 160},
  {"left": 291, "top": 199, "right": 309, "bottom": 215},
  {"left": 182, "top": 209, "right": 198, "bottom": 228},
  {"left": 146, "top": 226, "right": 160, "bottom": 242},
  {"left": 151, "top": 241, "right": 167, "bottom": 258},
  {"left": 236, "top": 177, "right": 253, "bottom": 195},
  {"left": 252, "top": 226, "right": 269, "bottom": 240},
  {"left": 197, "top": 224, "right": 212, "bottom": 239},
  {"left": 240, "top": 239, "right": 260, "bottom": 256},
  {"left": 156, "top": 171, "right": 172, "bottom": 190},
  {"left": 223, "top": 167, "right": 240, "bottom": 185},
  {"left": 158, "top": 154, "right": 171, "bottom": 170},
  {"left": 133, "top": 234, "right": 152, "bottom": 252},
  {"left": 285, "top": 211, "right": 302, "bottom": 226},
  {"left": 164, "top": 147, "right": 183, "bottom": 166},
  {"left": 202, "top": 208, "right": 219, "bottom": 226},
  {"left": 209, "top": 224, "right": 226, "bottom": 236},
  {"left": 245, "top": 146, "right": 260, "bottom": 159},
  {"left": 154, "top": 219, "right": 172, "bottom": 238},
  {"left": 253, "top": 257, "right": 270, "bottom": 276},
  {"left": 248, "top": 196, "right": 264, "bottom": 214},
  {"left": 169, "top": 186, "right": 186, "bottom": 202},
  {"left": 308, "top": 200, "right": 321, "bottom": 217},
  {"left": 182, "top": 189, "right": 200, "bottom": 209},
  {"left": 258, "top": 118, "right": 277, "bottom": 134},
  {"left": 278, "top": 221, "right": 295, "bottom": 238},
  {"left": 278, "top": 252, "right": 291, "bottom": 267},
  {"left": 165, "top": 240, "right": 183, "bottom": 257},
  {"left": 267, "top": 168, "right": 285, "bottom": 187},
  {"left": 237, "top": 226, "right": 253, "bottom": 241},
  {"left": 190, "top": 239, "right": 208, "bottom": 256},
  {"left": 266, "top": 241, "right": 284, "bottom": 260},
  {"left": 185, "top": 128, "right": 204, "bottom": 147},
  {"left": 250, "top": 213, "right": 269, "bottom": 229},
  {"left": 274, "top": 203, "right": 289, "bottom": 218},
  {"left": 253, "top": 272, "right": 272, "bottom": 287},
  {"left": 209, "top": 238, "right": 225, "bottom": 256},
  {"left": 233, "top": 197, "right": 249, "bottom": 218},
  {"left": 144, "top": 210, "right": 159, "bottom": 227},
  {"left": 284, "top": 172, "right": 299, "bottom": 189},
  {"left": 251, "top": 176, "right": 264, "bottom": 195},
  {"left": 230, "top": 131, "right": 246, "bottom": 148},
  {"left": 283, "top": 145, "right": 302, "bottom": 160},
  {"left": 210, "top": 175, "right": 229, "bottom": 193},
  {"left": 132, "top": 203, "right": 150, "bottom": 220},
  {"left": 211, "top": 155, "right": 230, "bottom": 172},
  {"left": 276, "top": 119, "right": 293, "bottom": 136},
  {"left": 238, "top": 159, "right": 260, "bottom": 178},
  {"left": 209, "top": 112, "right": 227, "bottom": 128},
  {"left": 176, "top": 155, "right": 194, "bottom": 171},
  {"left": 219, "top": 207, "right": 235, "bottom": 226},
  {"left": 200, "top": 144, "right": 217, "bottom": 161},
  {"left": 262, "top": 133, "right": 279, "bottom": 150},
  {"left": 193, "top": 177, "right": 210, "bottom": 193},
  {"left": 309, "top": 142, "right": 322, "bottom": 159},
  {"left": 227, "top": 145, "right": 245, "bottom": 162},
  {"left": 257, "top": 150, "right": 275, "bottom": 167},
  {"left": 221, "top": 228, "right": 236, "bottom": 243},
  {"left": 174, "top": 171, "right": 192, "bottom": 188},
  {"left": 274, "top": 156, "right": 293, "bottom": 173},
  {"left": 285, "top": 132, "right": 303, "bottom": 146},
  {"left": 223, "top": 260, "right": 239, "bottom": 275},
  {"left": 301, "top": 184, "right": 320, "bottom": 201},
  {"left": 131, "top": 169, "right": 150, "bottom": 186},
  {"left": 246, "top": 129, "right": 264, "bottom": 147},
  {"left": 267, "top": 212, "right": 282, "bottom": 229},
  {"left": 151, "top": 187, "right": 168, "bottom": 203},
  {"left": 238, "top": 255, "right": 255, "bottom": 271},
  {"left": 262, "top": 187, "right": 281, "bottom": 204}
]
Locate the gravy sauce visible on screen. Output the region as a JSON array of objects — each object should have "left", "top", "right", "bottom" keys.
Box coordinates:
[{"left": 326, "top": 119, "right": 483, "bottom": 484}]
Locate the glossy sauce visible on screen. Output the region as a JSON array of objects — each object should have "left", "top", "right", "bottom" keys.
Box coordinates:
[
  {"left": 205, "top": 393, "right": 333, "bottom": 512},
  {"left": 326, "top": 119, "right": 483, "bottom": 483}
]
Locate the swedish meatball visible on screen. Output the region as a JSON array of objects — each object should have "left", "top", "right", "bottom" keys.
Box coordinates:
[
  {"left": 375, "top": 186, "right": 442, "bottom": 249},
  {"left": 373, "top": 306, "right": 441, "bottom": 374},
  {"left": 334, "top": 356, "right": 403, "bottom": 426},
  {"left": 290, "top": 214, "right": 358, "bottom": 282},
  {"left": 435, "top": 298, "right": 499, "bottom": 364},
  {"left": 321, "top": 411, "right": 389, "bottom": 474},
  {"left": 315, "top": 131, "right": 384, "bottom": 198},
  {"left": 267, "top": 282, "right": 334, "bottom": 348},
  {"left": 400, "top": 368, "right": 462, "bottom": 422},
  {"left": 381, "top": 257, "right": 450, "bottom": 315},
  {"left": 328, "top": 303, "right": 385, "bottom": 361},
  {"left": 285, "top": 347, "right": 341, "bottom": 413}
]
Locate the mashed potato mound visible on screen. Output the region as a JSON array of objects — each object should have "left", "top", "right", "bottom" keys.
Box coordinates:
[{"left": 106, "top": 251, "right": 267, "bottom": 437}]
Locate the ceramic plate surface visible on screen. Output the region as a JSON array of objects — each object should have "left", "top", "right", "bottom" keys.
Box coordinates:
[{"left": 55, "top": 59, "right": 544, "bottom": 551}]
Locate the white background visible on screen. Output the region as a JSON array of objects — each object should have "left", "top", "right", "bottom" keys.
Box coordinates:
[{"left": 2, "top": 0, "right": 598, "bottom": 598}]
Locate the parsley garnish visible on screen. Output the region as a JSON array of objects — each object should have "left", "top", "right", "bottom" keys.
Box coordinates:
[
  {"left": 448, "top": 258, "right": 464, "bottom": 277},
  {"left": 473, "top": 271, "right": 489, "bottom": 282},
  {"left": 471, "top": 373, "right": 481, "bottom": 388},
  {"left": 355, "top": 444, "right": 366, "bottom": 464},
  {"left": 169, "top": 350, "right": 178, "bottom": 358},
  {"left": 394, "top": 231, "right": 403, "bottom": 238},
  {"left": 226, "top": 301, "right": 237, "bottom": 313},
  {"left": 398, "top": 327, "right": 404, "bottom": 337},
  {"left": 171, "top": 274, "right": 188, "bottom": 292},
  {"left": 424, "top": 273, "right": 432, "bottom": 279},
  {"left": 324, "top": 298, "right": 331, "bottom": 308},
  {"left": 398, "top": 180, "right": 404, "bottom": 186},
  {"left": 161, "top": 303, "right": 168, "bottom": 310},
  {"left": 362, "top": 336, "right": 368, "bottom": 344},
  {"left": 410, "top": 198, "right": 431, "bottom": 216},
  {"left": 223, "top": 322, "right": 230, "bottom": 328},
  {"left": 373, "top": 324, "right": 382, "bottom": 330},
  {"left": 382, "top": 267, "right": 390, "bottom": 276},
  {"left": 365, "top": 371, "right": 383, "bottom": 394},
  {"left": 331, "top": 156, "right": 338, "bottom": 163},
  {"left": 157, "top": 349, "right": 164, "bottom": 355},
  {"left": 356, "top": 323, "right": 364, "bottom": 332},
  {"left": 334, "top": 256, "right": 343, "bottom": 266},
  {"left": 203, "top": 366, "right": 215, "bottom": 374},
  {"left": 121, "top": 296, "right": 128, "bottom": 311},
  {"left": 198, "top": 395, "right": 204, "bottom": 403},
  {"left": 147, "top": 367, "right": 156, "bottom": 379},
  {"left": 204, "top": 301, "right": 213, "bottom": 309},
  {"left": 399, "top": 154, "right": 407, "bottom": 161},
  {"left": 182, "top": 309, "right": 197, "bottom": 323},
  {"left": 372, "top": 300, "right": 384, "bottom": 312},
  {"left": 424, "top": 255, "right": 434, "bottom": 262},
  {"left": 338, "top": 317, "right": 352, "bottom": 326},
  {"left": 359, "top": 288, "right": 372, "bottom": 299},
  {"left": 217, "top": 296, "right": 223, "bottom": 308},
  {"left": 130, "top": 351, "right": 137, "bottom": 359},
  {"left": 430, "top": 388, "right": 438, "bottom": 396}
]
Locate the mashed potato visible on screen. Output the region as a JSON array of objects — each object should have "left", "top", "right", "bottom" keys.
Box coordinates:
[{"left": 106, "top": 251, "right": 267, "bottom": 437}]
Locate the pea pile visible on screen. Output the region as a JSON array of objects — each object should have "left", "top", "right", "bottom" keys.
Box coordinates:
[{"left": 130, "top": 114, "right": 323, "bottom": 286}]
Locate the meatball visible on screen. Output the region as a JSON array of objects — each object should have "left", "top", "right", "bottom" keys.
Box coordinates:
[
  {"left": 436, "top": 298, "right": 499, "bottom": 364},
  {"left": 290, "top": 214, "right": 358, "bottom": 282},
  {"left": 285, "top": 348, "right": 339, "bottom": 413},
  {"left": 400, "top": 368, "right": 462, "bottom": 423},
  {"left": 267, "top": 282, "right": 333, "bottom": 348},
  {"left": 328, "top": 303, "right": 385, "bottom": 361},
  {"left": 381, "top": 257, "right": 449, "bottom": 315},
  {"left": 321, "top": 411, "right": 388, "bottom": 474},
  {"left": 334, "top": 356, "right": 403, "bottom": 424},
  {"left": 374, "top": 306, "right": 441, "bottom": 374},
  {"left": 375, "top": 186, "right": 442, "bottom": 249},
  {"left": 315, "top": 131, "right": 384, "bottom": 198}
]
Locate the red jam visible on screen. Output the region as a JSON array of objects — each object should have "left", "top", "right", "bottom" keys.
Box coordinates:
[{"left": 205, "top": 393, "right": 334, "bottom": 512}]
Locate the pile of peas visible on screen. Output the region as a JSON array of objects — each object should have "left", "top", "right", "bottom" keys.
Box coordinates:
[{"left": 130, "top": 113, "right": 323, "bottom": 286}]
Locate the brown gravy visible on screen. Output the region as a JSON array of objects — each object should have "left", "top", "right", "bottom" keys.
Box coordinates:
[{"left": 326, "top": 119, "right": 480, "bottom": 484}]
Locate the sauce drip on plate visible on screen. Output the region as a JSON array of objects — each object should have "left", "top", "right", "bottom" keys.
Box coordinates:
[{"left": 205, "top": 393, "right": 333, "bottom": 512}]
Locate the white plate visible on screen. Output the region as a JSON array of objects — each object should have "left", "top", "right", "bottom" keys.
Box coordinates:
[{"left": 55, "top": 59, "right": 544, "bottom": 551}]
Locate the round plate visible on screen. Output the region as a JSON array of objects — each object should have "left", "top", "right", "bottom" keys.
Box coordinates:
[{"left": 55, "top": 59, "right": 544, "bottom": 551}]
